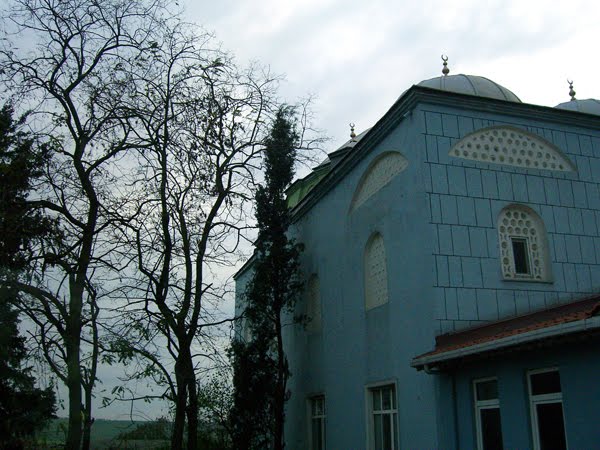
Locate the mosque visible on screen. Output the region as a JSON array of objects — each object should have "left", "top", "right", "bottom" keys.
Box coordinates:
[{"left": 235, "top": 58, "right": 600, "bottom": 450}]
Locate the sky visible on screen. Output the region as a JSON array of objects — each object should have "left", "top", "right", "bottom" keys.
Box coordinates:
[
  {"left": 49, "top": 0, "right": 600, "bottom": 420},
  {"left": 185, "top": 0, "right": 600, "bottom": 152}
]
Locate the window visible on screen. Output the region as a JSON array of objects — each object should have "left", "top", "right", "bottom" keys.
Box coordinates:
[
  {"left": 364, "top": 233, "right": 389, "bottom": 310},
  {"left": 528, "top": 369, "right": 567, "bottom": 450},
  {"left": 306, "top": 274, "right": 322, "bottom": 333},
  {"left": 448, "top": 126, "right": 576, "bottom": 172},
  {"left": 498, "top": 205, "right": 551, "bottom": 282},
  {"left": 473, "top": 378, "right": 504, "bottom": 450},
  {"left": 351, "top": 152, "right": 408, "bottom": 212},
  {"left": 368, "top": 384, "right": 398, "bottom": 450},
  {"left": 309, "top": 395, "right": 326, "bottom": 450}
]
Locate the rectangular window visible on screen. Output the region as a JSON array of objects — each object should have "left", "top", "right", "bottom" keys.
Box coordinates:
[
  {"left": 511, "top": 238, "right": 530, "bottom": 275},
  {"left": 528, "top": 369, "right": 567, "bottom": 450},
  {"left": 473, "top": 378, "right": 504, "bottom": 450},
  {"left": 309, "top": 395, "right": 326, "bottom": 450},
  {"left": 368, "top": 384, "right": 398, "bottom": 450}
]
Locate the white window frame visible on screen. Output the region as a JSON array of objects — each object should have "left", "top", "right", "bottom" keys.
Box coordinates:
[
  {"left": 307, "top": 394, "right": 326, "bottom": 450},
  {"left": 527, "top": 368, "right": 568, "bottom": 450},
  {"left": 365, "top": 380, "right": 398, "bottom": 450},
  {"left": 473, "top": 377, "right": 502, "bottom": 450}
]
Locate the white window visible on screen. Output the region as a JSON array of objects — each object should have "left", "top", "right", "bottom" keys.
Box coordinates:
[
  {"left": 528, "top": 369, "right": 567, "bottom": 450},
  {"left": 309, "top": 395, "right": 326, "bottom": 450},
  {"left": 473, "top": 378, "right": 504, "bottom": 450},
  {"left": 498, "top": 205, "right": 551, "bottom": 282},
  {"left": 448, "top": 126, "right": 576, "bottom": 172},
  {"left": 364, "top": 233, "right": 389, "bottom": 310},
  {"left": 306, "top": 274, "right": 322, "bottom": 333},
  {"left": 351, "top": 152, "right": 408, "bottom": 212},
  {"left": 367, "top": 384, "right": 398, "bottom": 450}
]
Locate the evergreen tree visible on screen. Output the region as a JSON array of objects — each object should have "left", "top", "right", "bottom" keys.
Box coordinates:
[
  {"left": 230, "top": 107, "right": 304, "bottom": 450},
  {"left": 0, "top": 104, "right": 56, "bottom": 448}
]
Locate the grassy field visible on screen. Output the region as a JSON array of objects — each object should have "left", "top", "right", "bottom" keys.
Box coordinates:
[{"left": 36, "top": 418, "right": 169, "bottom": 449}]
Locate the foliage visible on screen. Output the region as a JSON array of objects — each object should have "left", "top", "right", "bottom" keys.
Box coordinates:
[
  {"left": 0, "top": 104, "right": 56, "bottom": 449},
  {"left": 230, "top": 107, "right": 304, "bottom": 450}
]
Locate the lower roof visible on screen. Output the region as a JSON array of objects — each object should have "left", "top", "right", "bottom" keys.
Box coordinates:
[{"left": 412, "top": 293, "right": 600, "bottom": 371}]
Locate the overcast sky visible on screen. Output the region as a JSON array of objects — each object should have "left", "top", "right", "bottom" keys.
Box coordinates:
[
  {"left": 186, "top": 0, "right": 600, "bottom": 152},
  {"left": 57, "top": 0, "right": 600, "bottom": 421}
]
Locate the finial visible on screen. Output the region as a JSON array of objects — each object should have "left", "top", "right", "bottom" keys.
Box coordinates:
[
  {"left": 350, "top": 123, "right": 356, "bottom": 140},
  {"left": 567, "top": 79, "right": 576, "bottom": 101},
  {"left": 441, "top": 54, "right": 449, "bottom": 76}
]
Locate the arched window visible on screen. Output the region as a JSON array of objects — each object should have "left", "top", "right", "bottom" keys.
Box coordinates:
[
  {"left": 449, "top": 126, "right": 576, "bottom": 172},
  {"left": 306, "top": 274, "right": 321, "bottom": 332},
  {"left": 498, "top": 205, "right": 551, "bottom": 282},
  {"left": 364, "top": 233, "right": 389, "bottom": 310},
  {"left": 351, "top": 152, "right": 408, "bottom": 212}
]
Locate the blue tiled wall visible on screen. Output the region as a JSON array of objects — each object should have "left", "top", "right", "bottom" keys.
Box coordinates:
[{"left": 424, "top": 107, "right": 600, "bottom": 333}]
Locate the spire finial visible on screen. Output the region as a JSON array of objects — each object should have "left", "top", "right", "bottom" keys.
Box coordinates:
[
  {"left": 567, "top": 79, "right": 576, "bottom": 101},
  {"left": 441, "top": 54, "right": 449, "bottom": 76},
  {"left": 349, "top": 123, "right": 356, "bottom": 140}
]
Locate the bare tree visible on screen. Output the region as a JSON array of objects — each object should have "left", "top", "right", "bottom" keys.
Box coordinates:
[
  {"left": 103, "top": 21, "right": 287, "bottom": 448},
  {"left": 0, "top": 1, "right": 173, "bottom": 448}
]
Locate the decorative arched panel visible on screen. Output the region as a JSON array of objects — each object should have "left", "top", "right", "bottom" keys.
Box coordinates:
[
  {"left": 306, "top": 274, "right": 321, "bottom": 332},
  {"left": 364, "top": 233, "right": 389, "bottom": 310},
  {"left": 449, "top": 126, "right": 576, "bottom": 172},
  {"left": 351, "top": 152, "right": 408, "bottom": 212},
  {"left": 497, "top": 205, "right": 552, "bottom": 282}
]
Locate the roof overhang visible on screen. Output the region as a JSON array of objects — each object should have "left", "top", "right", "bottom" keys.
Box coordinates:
[{"left": 412, "top": 294, "right": 600, "bottom": 372}]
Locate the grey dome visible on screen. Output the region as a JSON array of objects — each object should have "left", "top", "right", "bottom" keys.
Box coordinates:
[
  {"left": 418, "top": 74, "right": 521, "bottom": 102},
  {"left": 555, "top": 99, "right": 600, "bottom": 116}
]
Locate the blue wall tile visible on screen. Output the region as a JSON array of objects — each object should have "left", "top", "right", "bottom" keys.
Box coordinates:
[
  {"left": 469, "top": 228, "right": 488, "bottom": 257},
  {"left": 511, "top": 174, "right": 529, "bottom": 202},
  {"left": 426, "top": 135, "right": 439, "bottom": 163},
  {"left": 544, "top": 178, "right": 560, "bottom": 205},
  {"left": 553, "top": 208, "right": 570, "bottom": 233},
  {"left": 539, "top": 205, "right": 556, "bottom": 232},
  {"left": 575, "top": 156, "right": 592, "bottom": 181},
  {"left": 564, "top": 234, "right": 582, "bottom": 263},
  {"left": 557, "top": 180, "right": 575, "bottom": 207},
  {"left": 552, "top": 234, "right": 567, "bottom": 262},
  {"left": 458, "top": 197, "right": 477, "bottom": 226},
  {"left": 476, "top": 289, "right": 498, "bottom": 320},
  {"left": 430, "top": 164, "right": 448, "bottom": 194},
  {"left": 457, "top": 288, "right": 477, "bottom": 320},
  {"left": 448, "top": 256, "right": 463, "bottom": 286},
  {"left": 425, "top": 111, "right": 443, "bottom": 136},
  {"left": 457, "top": 116, "right": 474, "bottom": 135},
  {"left": 581, "top": 210, "right": 597, "bottom": 236},
  {"left": 465, "top": 168, "right": 483, "bottom": 197},
  {"left": 461, "top": 258, "right": 483, "bottom": 288},
  {"left": 496, "top": 290, "right": 516, "bottom": 317},
  {"left": 481, "top": 171, "right": 499, "bottom": 199},
  {"left": 585, "top": 183, "right": 600, "bottom": 210},
  {"left": 430, "top": 194, "right": 442, "bottom": 223},
  {"left": 452, "top": 226, "right": 471, "bottom": 256},
  {"left": 497, "top": 172, "right": 514, "bottom": 200},
  {"left": 436, "top": 255, "right": 450, "bottom": 287},
  {"left": 447, "top": 166, "right": 467, "bottom": 196},
  {"left": 527, "top": 176, "right": 546, "bottom": 204},
  {"left": 580, "top": 236, "right": 596, "bottom": 264},
  {"left": 568, "top": 209, "right": 584, "bottom": 235},
  {"left": 445, "top": 288, "right": 458, "bottom": 320},
  {"left": 579, "top": 135, "right": 594, "bottom": 156},
  {"left": 474, "top": 199, "right": 493, "bottom": 227},
  {"left": 572, "top": 182, "right": 587, "bottom": 209},
  {"left": 575, "top": 265, "right": 592, "bottom": 292},
  {"left": 442, "top": 114, "right": 459, "bottom": 138},
  {"left": 440, "top": 195, "right": 459, "bottom": 224},
  {"left": 514, "top": 290, "right": 529, "bottom": 315},
  {"left": 438, "top": 225, "right": 453, "bottom": 255}
]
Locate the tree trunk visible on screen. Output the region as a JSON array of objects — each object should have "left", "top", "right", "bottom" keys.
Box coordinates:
[
  {"left": 186, "top": 371, "right": 198, "bottom": 450},
  {"left": 171, "top": 358, "right": 188, "bottom": 450},
  {"left": 81, "top": 384, "right": 93, "bottom": 450},
  {"left": 65, "top": 329, "right": 82, "bottom": 450}
]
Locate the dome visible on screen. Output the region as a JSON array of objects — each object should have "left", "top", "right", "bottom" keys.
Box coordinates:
[
  {"left": 418, "top": 74, "right": 521, "bottom": 102},
  {"left": 554, "top": 99, "right": 600, "bottom": 116}
]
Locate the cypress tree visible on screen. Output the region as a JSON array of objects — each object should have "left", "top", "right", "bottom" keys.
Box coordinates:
[{"left": 230, "top": 107, "right": 303, "bottom": 450}]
